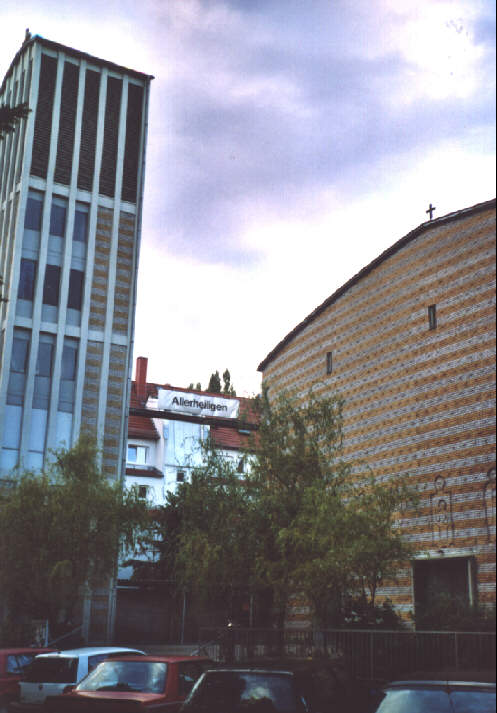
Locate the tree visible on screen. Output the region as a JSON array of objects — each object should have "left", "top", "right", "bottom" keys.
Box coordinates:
[
  {"left": 222, "top": 369, "right": 236, "bottom": 396},
  {"left": 207, "top": 370, "right": 221, "bottom": 393},
  {"left": 0, "top": 102, "right": 30, "bottom": 140},
  {"left": 0, "top": 436, "right": 151, "bottom": 641},
  {"left": 150, "top": 388, "right": 417, "bottom": 628}
]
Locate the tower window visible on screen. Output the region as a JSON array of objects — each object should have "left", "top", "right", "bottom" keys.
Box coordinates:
[
  {"left": 18, "top": 258, "right": 37, "bottom": 300},
  {"left": 49, "top": 201, "right": 66, "bottom": 237},
  {"left": 326, "top": 351, "right": 333, "bottom": 375},
  {"left": 42, "top": 265, "right": 61, "bottom": 306},
  {"left": 73, "top": 206, "right": 88, "bottom": 243},
  {"left": 67, "top": 269, "right": 84, "bottom": 310},
  {"left": 24, "top": 193, "right": 43, "bottom": 230},
  {"left": 428, "top": 304, "right": 437, "bottom": 330}
]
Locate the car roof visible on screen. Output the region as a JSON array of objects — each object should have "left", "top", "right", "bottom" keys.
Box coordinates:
[
  {"left": 102, "top": 655, "right": 211, "bottom": 663},
  {"left": 204, "top": 668, "right": 295, "bottom": 675},
  {"left": 34, "top": 647, "right": 145, "bottom": 658},
  {"left": 386, "top": 681, "right": 496, "bottom": 690}
]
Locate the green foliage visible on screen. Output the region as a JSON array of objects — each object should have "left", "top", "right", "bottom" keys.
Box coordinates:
[
  {"left": 151, "top": 388, "right": 417, "bottom": 628},
  {"left": 0, "top": 436, "right": 151, "bottom": 640},
  {"left": 207, "top": 370, "right": 222, "bottom": 393},
  {"left": 414, "top": 592, "right": 497, "bottom": 632},
  {"left": 222, "top": 369, "right": 236, "bottom": 396},
  {"left": 0, "top": 102, "right": 30, "bottom": 140}
]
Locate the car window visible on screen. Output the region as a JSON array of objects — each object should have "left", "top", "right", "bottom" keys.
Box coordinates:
[
  {"left": 23, "top": 657, "right": 78, "bottom": 683},
  {"left": 88, "top": 654, "right": 111, "bottom": 673},
  {"left": 178, "top": 662, "right": 206, "bottom": 697},
  {"left": 77, "top": 661, "right": 167, "bottom": 694},
  {"left": 373, "top": 688, "right": 452, "bottom": 713},
  {"left": 185, "top": 671, "right": 306, "bottom": 713},
  {"left": 450, "top": 690, "right": 497, "bottom": 713}
]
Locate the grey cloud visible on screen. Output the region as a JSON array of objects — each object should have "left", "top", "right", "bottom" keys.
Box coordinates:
[{"left": 143, "top": 0, "right": 495, "bottom": 266}]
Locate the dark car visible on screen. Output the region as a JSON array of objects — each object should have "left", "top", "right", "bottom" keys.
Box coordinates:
[
  {"left": 369, "top": 679, "right": 496, "bottom": 713},
  {"left": 49, "top": 655, "right": 212, "bottom": 712},
  {"left": 0, "top": 649, "right": 54, "bottom": 709},
  {"left": 179, "top": 668, "right": 314, "bottom": 713}
]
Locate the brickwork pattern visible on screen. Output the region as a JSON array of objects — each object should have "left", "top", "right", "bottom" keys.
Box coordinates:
[
  {"left": 261, "top": 204, "right": 496, "bottom": 616},
  {"left": 81, "top": 340, "right": 104, "bottom": 434},
  {"left": 102, "top": 343, "right": 128, "bottom": 479},
  {"left": 89, "top": 206, "right": 113, "bottom": 330},
  {"left": 112, "top": 211, "right": 135, "bottom": 336}
]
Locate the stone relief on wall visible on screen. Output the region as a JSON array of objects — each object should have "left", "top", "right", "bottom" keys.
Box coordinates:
[
  {"left": 483, "top": 466, "right": 496, "bottom": 543},
  {"left": 430, "top": 475, "right": 455, "bottom": 546}
]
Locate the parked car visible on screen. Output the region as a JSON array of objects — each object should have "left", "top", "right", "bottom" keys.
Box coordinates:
[
  {"left": 0, "top": 649, "right": 53, "bottom": 709},
  {"left": 8, "top": 646, "right": 145, "bottom": 710},
  {"left": 49, "top": 655, "right": 212, "bottom": 711},
  {"left": 179, "top": 668, "right": 314, "bottom": 712},
  {"left": 368, "top": 679, "right": 496, "bottom": 713}
]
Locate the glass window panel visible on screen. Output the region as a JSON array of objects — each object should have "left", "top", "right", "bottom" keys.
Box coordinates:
[
  {"left": 18, "top": 258, "right": 37, "bottom": 300},
  {"left": 67, "top": 269, "right": 84, "bottom": 310},
  {"left": 450, "top": 690, "right": 496, "bottom": 713},
  {"left": 43, "top": 265, "right": 61, "bottom": 306},
  {"left": 24, "top": 195, "right": 43, "bottom": 230},
  {"left": 61, "top": 341, "right": 77, "bottom": 379},
  {"left": 36, "top": 340, "right": 53, "bottom": 377},
  {"left": 127, "top": 445, "right": 137, "bottom": 462},
  {"left": 11, "top": 335, "right": 29, "bottom": 373},
  {"left": 73, "top": 208, "right": 88, "bottom": 243},
  {"left": 49, "top": 202, "right": 66, "bottom": 237}
]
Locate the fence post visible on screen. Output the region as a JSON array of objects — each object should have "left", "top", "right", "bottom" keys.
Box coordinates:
[
  {"left": 370, "top": 631, "right": 375, "bottom": 680},
  {"left": 454, "top": 632, "right": 459, "bottom": 670}
]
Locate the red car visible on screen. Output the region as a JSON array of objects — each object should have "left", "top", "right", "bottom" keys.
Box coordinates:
[
  {"left": 0, "top": 648, "right": 53, "bottom": 708},
  {"left": 50, "top": 655, "right": 212, "bottom": 712}
]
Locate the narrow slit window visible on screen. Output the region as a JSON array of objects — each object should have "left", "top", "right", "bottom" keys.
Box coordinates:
[
  {"left": 428, "top": 304, "right": 437, "bottom": 330},
  {"left": 326, "top": 351, "right": 333, "bottom": 375}
]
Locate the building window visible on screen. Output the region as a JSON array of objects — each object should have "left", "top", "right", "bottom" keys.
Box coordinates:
[
  {"left": 58, "top": 338, "right": 78, "bottom": 413},
  {"left": 428, "top": 304, "right": 437, "bottom": 330},
  {"left": 24, "top": 193, "right": 43, "bottom": 230},
  {"left": 326, "top": 351, "right": 333, "bottom": 375},
  {"left": 33, "top": 334, "right": 54, "bottom": 410},
  {"left": 138, "top": 485, "right": 148, "bottom": 499},
  {"left": 18, "top": 258, "right": 37, "bottom": 300},
  {"left": 73, "top": 205, "right": 88, "bottom": 243},
  {"left": 414, "top": 557, "right": 475, "bottom": 627},
  {"left": 67, "top": 269, "right": 84, "bottom": 310},
  {"left": 127, "top": 445, "right": 148, "bottom": 465},
  {"left": 42, "top": 264, "right": 61, "bottom": 306},
  {"left": 237, "top": 457, "right": 245, "bottom": 474},
  {"left": 49, "top": 200, "right": 66, "bottom": 237},
  {"left": 7, "top": 330, "right": 30, "bottom": 405},
  {"left": 176, "top": 470, "right": 185, "bottom": 483}
]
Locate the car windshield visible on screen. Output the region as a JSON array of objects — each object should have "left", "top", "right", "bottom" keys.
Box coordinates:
[
  {"left": 76, "top": 660, "right": 167, "bottom": 694},
  {"left": 183, "top": 671, "right": 305, "bottom": 713},
  {"left": 450, "top": 690, "right": 496, "bottom": 713},
  {"left": 23, "top": 657, "right": 78, "bottom": 684},
  {"left": 372, "top": 688, "right": 453, "bottom": 713}
]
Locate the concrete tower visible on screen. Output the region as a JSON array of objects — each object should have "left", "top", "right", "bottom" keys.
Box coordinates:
[{"left": 0, "top": 35, "right": 152, "bottom": 640}]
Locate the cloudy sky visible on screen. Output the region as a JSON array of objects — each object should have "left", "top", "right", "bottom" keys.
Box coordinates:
[{"left": 1, "top": 0, "right": 495, "bottom": 395}]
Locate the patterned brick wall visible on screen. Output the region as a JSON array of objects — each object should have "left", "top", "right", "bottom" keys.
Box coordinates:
[
  {"left": 81, "top": 340, "right": 104, "bottom": 434},
  {"left": 261, "top": 202, "right": 496, "bottom": 618},
  {"left": 102, "top": 344, "right": 128, "bottom": 479},
  {"left": 89, "top": 206, "right": 113, "bottom": 330},
  {"left": 112, "top": 211, "right": 135, "bottom": 336}
]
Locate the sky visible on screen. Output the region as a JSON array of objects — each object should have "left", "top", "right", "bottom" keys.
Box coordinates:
[{"left": 1, "top": 0, "right": 495, "bottom": 395}]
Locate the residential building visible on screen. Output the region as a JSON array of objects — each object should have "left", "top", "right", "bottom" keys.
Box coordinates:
[
  {"left": 0, "top": 34, "right": 152, "bottom": 641},
  {"left": 258, "top": 199, "right": 496, "bottom": 626},
  {"left": 115, "top": 356, "right": 258, "bottom": 642}
]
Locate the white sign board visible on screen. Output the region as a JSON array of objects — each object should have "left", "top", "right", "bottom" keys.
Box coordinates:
[{"left": 158, "top": 389, "right": 240, "bottom": 419}]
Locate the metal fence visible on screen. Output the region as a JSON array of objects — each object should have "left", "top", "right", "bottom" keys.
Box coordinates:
[{"left": 198, "top": 627, "right": 496, "bottom": 681}]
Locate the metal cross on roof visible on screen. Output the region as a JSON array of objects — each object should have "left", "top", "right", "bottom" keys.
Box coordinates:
[{"left": 426, "top": 203, "right": 436, "bottom": 220}]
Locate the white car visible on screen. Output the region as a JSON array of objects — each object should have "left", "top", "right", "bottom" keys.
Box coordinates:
[{"left": 12, "top": 646, "right": 145, "bottom": 708}]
